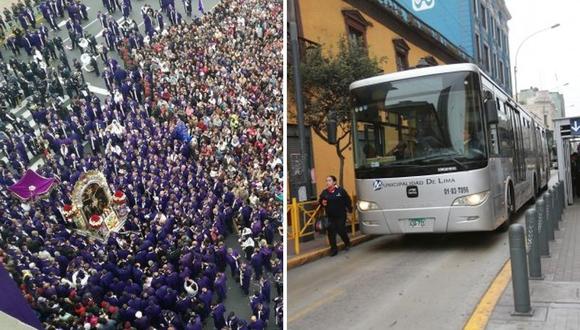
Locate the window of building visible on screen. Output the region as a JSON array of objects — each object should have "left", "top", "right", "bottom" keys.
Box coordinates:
[
  {"left": 481, "top": 5, "right": 486, "bottom": 29},
  {"left": 475, "top": 33, "right": 481, "bottom": 63},
  {"left": 492, "top": 53, "right": 497, "bottom": 77},
  {"left": 417, "top": 56, "right": 438, "bottom": 68},
  {"left": 496, "top": 26, "right": 501, "bottom": 47},
  {"left": 473, "top": 0, "right": 478, "bottom": 16},
  {"left": 483, "top": 44, "right": 490, "bottom": 71},
  {"left": 424, "top": 56, "right": 437, "bottom": 66},
  {"left": 348, "top": 27, "right": 364, "bottom": 45},
  {"left": 499, "top": 60, "right": 504, "bottom": 83},
  {"left": 504, "top": 34, "right": 509, "bottom": 52},
  {"left": 393, "top": 38, "right": 410, "bottom": 71},
  {"left": 342, "top": 10, "right": 370, "bottom": 48}
]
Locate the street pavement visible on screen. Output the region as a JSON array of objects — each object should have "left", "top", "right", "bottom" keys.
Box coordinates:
[
  {"left": 487, "top": 198, "right": 580, "bottom": 329},
  {"left": 0, "top": 1, "right": 279, "bottom": 329},
  {"left": 288, "top": 174, "right": 560, "bottom": 330}
]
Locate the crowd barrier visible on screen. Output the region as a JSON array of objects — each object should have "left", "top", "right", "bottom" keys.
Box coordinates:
[{"left": 287, "top": 197, "right": 359, "bottom": 255}]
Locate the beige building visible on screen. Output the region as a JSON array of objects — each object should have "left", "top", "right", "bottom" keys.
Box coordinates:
[{"left": 518, "top": 88, "right": 563, "bottom": 130}]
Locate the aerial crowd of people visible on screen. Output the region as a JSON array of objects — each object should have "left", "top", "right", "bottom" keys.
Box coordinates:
[{"left": 0, "top": 0, "right": 283, "bottom": 329}]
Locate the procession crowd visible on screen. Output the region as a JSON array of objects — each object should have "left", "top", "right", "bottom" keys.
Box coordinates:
[{"left": 0, "top": 0, "right": 283, "bottom": 329}]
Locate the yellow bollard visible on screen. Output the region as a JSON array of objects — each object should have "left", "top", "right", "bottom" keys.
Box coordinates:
[{"left": 291, "top": 198, "right": 300, "bottom": 255}]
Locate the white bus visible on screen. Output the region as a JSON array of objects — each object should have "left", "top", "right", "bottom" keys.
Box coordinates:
[{"left": 351, "top": 63, "right": 550, "bottom": 234}]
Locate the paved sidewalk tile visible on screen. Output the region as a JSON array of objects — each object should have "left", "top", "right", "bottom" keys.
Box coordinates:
[{"left": 488, "top": 202, "right": 580, "bottom": 329}]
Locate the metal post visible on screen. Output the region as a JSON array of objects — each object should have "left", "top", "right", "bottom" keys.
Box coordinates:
[
  {"left": 509, "top": 224, "right": 534, "bottom": 316},
  {"left": 551, "top": 189, "right": 557, "bottom": 235},
  {"left": 291, "top": 198, "right": 301, "bottom": 255},
  {"left": 289, "top": 0, "right": 311, "bottom": 199},
  {"left": 514, "top": 65, "right": 518, "bottom": 101},
  {"left": 525, "top": 208, "right": 543, "bottom": 280},
  {"left": 553, "top": 184, "right": 560, "bottom": 230},
  {"left": 560, "top": 181, "right": 565, "bottom": 210},
  {"left": 556, "top": 183, "right": 563, "bottom": 222},
  {"left": 558, "top": 182, "right": 565, "bottom": 215},
  {"left": 537, "top": 198, "right": 550, "bottom": 257},
  {"left": 560, "top": 180, "right": 566, "bottom": 210},
  {"left": 545, "top": 191, "right": 555, "bottom": 241}
]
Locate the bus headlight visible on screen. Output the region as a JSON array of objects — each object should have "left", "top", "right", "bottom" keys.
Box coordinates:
[
  {"left": 358, "top": 200, "right": 379, "bottom": 211},
  {"left": 452, "top": 191, "right": 490, "bottom": 206}
]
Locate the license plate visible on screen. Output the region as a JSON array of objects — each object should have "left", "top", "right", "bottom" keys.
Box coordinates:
[{"left": 399, "top": 217, "right": 435, "bottom": 233}]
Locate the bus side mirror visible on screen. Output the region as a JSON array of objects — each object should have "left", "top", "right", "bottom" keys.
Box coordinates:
[
  {"left": 485, "top": 99, "right": 498, "bottom": 124},
  {"left": 327, "top": 110, "right": 338, "bottom": 145}
]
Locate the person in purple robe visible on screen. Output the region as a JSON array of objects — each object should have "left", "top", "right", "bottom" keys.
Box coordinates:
[
  {"left": 250, "top": 249, "right": 263, "bottom": 280},
  {"left": 214, "top": 272, "right": 227, "bottom": 303},
  {"left": 198, "top": 287, "right": 212, "bottom": 319},
  {"left": 248, "top": 315, "right": 265, "bottom": 330},
  {"left": 211, "top": 302, "right": 226, "bottom": 329}
]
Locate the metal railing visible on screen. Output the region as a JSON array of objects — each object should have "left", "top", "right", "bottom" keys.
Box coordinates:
[{"left": 287, "top": 197, "right": 359, "bottom": 256}]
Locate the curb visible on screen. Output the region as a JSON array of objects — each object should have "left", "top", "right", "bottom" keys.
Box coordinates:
[
  {"left": 288, "top": 234, "right": 376, "bottom": 270},
  {"left": 463, "top": 259, "right": 512, "bottom": 330}
]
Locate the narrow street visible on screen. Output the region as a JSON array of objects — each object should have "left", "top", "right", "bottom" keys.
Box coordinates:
[{"left": 288, "top": 175, "right": 559, "bottom": 330}]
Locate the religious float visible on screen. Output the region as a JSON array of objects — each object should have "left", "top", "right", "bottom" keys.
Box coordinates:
[{"left": 65, "top": 171, "right": 128, "bottom": 239}]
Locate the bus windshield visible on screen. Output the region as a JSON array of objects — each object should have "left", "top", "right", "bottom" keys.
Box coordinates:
[{"left": 351, "top": 71, "right": 486, "bottom": 173}]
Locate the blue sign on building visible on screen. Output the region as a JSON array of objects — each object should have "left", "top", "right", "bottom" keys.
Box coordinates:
[{"left": 389, "top": 0, "right": 512, "bottom": 94}]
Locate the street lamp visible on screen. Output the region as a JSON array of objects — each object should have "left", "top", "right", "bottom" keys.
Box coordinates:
[{"left": 514, "top": 23, "right": 560, "bottom": 102}]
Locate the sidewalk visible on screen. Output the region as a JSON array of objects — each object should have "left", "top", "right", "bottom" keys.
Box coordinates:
[
  {"left": 287, "top": 230, "right": 375, "bottom": 269},
  {"left": 487, "top": 201, "right": 580, "bottom": 329}
]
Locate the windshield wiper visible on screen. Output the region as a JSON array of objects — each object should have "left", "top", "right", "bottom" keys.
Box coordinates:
[{"left": 419, "top": 154, "right": 467, "bottom": 170}]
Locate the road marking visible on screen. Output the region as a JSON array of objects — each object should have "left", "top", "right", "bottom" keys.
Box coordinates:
[
  {"left": 83, "top": 17, "right": 99, "bottom": 30},
  {"left": 87, "top": 84, "right": 110, "bottom": 96},
  {"left": 95, "top": 17, "right": 130, "bottom": 38},
  {"left": 65, "top": 14, "right": 123, "bottom": 42},
  {"left": 288, "top": 288, "right": 344, "bottom": 323},
  {"left": 463, "top": 260, "right": 511, "bottom": 330}
]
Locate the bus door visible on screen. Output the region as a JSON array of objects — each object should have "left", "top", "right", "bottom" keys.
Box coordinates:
[
  {"left": 506, "top": 104, "right": 525, "bottom": 182},
  {"left": 535, "top": 125, "right": 545, "bottom": 184},
  {"left": 359, "top": 123, "right": 383, "bottom": 160}
]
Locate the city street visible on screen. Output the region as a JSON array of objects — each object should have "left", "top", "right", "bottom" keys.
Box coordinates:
[{"left": 288, "top": 175, "right": 558, "bottom": 330}]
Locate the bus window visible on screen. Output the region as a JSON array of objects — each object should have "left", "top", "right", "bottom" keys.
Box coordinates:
[
  {"left": 499, "top": 103, "right": 514, "bottom": 157},
  {"left": 486, "top": 94, "right": 500, "bottom": 156}
]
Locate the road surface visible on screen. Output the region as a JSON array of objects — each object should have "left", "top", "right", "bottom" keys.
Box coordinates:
[{"left": 288, "top": 174, "right": 559, "bottom": 330}]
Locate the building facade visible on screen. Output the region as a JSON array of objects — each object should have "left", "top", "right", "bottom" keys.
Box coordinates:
[
  {"left": 288, "top": 0, "right": 469, "bottom": 199},
  {"left": 549, "top": 92, "right": 566, "bottom": 118},
  {"left": 391, "top": 0, "right": 512, "bottom": 94},
  {"left": 518, "top": 88, "right": 563, "bottom": 130}
]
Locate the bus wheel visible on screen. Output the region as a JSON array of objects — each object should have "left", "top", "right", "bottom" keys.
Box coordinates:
[{"left": 497, "top": 187, "right": 514, "bottom": 232}]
